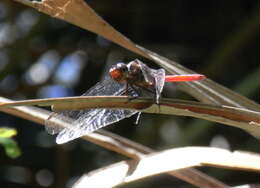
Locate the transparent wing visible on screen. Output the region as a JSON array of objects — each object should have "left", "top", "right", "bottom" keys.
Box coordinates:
[
  {"left": 151, "top": 68, "right": 165, "bottom": 103},
  {"left": 136, "top": 60, "right": 165, "bottom": 103},
  {"left": 45, "top": 77, "right": 138, "bottom": 144}
]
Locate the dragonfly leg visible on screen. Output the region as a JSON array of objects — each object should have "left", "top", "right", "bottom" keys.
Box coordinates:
[
  {"left": 122, "top": 84, "right": 138, "bottom": 101},
  {"left": 130, "top": 85, "right": 140, "bottom": 96},
  {"left": 127, "top": 85, "right": 139, "bottom": 101},
  {"left": 122, "top": 83, "right": 129, "bottom": 96},
  {"left": 134, "top": 112, "right": 142, "bottom": 125}
]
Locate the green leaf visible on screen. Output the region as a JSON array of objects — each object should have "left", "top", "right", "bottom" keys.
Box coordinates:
[
  {"left": 0, "top": 128, "right": 17, "bottom": 138},
  {"left": 0, "top": 137, "right": 21, "bottom": 158}
]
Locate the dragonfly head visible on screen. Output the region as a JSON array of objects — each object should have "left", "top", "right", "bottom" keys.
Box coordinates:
[{"left": 109, "top": 62, "right": 128, "bottom": 83}]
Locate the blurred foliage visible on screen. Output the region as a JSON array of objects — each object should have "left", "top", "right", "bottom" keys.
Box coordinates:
[
  {"left": 0, "top": 128, "right": 21, "bottom": 158},
  {"left": 1, "top": 0, "right": 260, "bottom": 187},
  {"left": 0, "top": 137, "right": 21, "bottom": 159},
  {"left": 0, "top": 127, "right": 17, "bottom": 138}
]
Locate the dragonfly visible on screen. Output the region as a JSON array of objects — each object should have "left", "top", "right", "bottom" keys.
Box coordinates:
[{"left": 46, "top": 59, "right": 205, "bottom": 144}]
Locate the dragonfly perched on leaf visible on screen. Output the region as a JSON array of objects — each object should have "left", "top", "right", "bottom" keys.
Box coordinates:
[{"left": 46, "top": 59, "right": 205, "bottom": 144}]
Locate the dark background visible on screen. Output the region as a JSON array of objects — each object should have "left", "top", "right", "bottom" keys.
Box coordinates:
[{"left": 1, "top": 0, "right": 260, "bottom": 187}]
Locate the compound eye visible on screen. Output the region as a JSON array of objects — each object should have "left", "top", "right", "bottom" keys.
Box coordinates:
[
  {"left": 109, "top": 62, "right": 128, "bottom": 82},
  {"left": 116, "top": 62, "right": 128, "bottom": 73}
]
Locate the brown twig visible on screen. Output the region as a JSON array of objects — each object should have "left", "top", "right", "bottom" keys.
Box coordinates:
[
  {"left": 0, "top": 96, "right": 228, "bottom": 187},
  {"left": 1, "top": 96, "right": 260, "bottom": 138}
]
